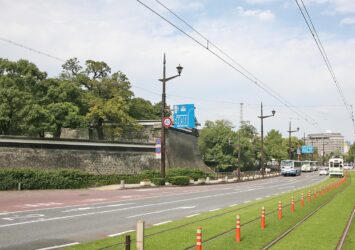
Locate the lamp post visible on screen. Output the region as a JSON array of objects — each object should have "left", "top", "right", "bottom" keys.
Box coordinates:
[
  {"left": 287, "top": 121, "right": 299, "bottom": 159},
  {"left": 258, "top": 102, "right": 276, "bottom": 177},
  {"left": 158, "top": 54, "right": 183, "bottom": 178}
]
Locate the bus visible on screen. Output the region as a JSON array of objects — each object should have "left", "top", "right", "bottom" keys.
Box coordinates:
[
  {"left": 310, "top": 161, "right": 318, "bottom": 171},
  {"left": 281, "top": 160, "right": 302, "bottom": 176},
  {"left": 301, "top": 161, "right": 312, "bottom": 172},
  {"left": 328, "top": 157, "right": 344, "bottom": 177}
]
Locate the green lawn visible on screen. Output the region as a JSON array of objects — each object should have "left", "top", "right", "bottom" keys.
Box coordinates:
[{"left": 67, "top": 175, "right": 351, "bottom": 250}]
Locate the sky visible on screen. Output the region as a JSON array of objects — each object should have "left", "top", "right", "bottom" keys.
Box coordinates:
[{"left": 0, "top": 0, "right": 355, "bottom": 142}]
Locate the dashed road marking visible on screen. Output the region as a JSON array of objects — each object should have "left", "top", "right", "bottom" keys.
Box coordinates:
[
  {"left": 153, "top": 220, "right": 172, "bottom": 226},
  {"left": 108, "top": 230, "right": 134, "bottom": 237},
  {"left": 229, "top": 204, "right": 238, "bottom": 207},
  {"left": 186, "top": 213, "right": 200, "bottom": 218},
  {"left": 209, "top": 208, "right": 221, "bottom": 212}
]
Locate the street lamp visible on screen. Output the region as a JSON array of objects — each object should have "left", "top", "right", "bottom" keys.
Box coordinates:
[
  {"left": 287, "top": 121, "right": 299, "bottom": 159},
  {"left": 158, "top": 53, "right": 183, "bottom": 178},
  {"left": 258, "top": 102, "right": 276, "bottom": 177}
]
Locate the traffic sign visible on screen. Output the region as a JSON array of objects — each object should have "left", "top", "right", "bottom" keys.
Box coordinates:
[
  {"left": 301, "top": 145, "right": 314, "bottom": 154},
  {"left": 162, "top": 117, "right": 172, "bottom": 128},
  {"left": 173, "top": 104, "right": 195, "bottom": 129}
]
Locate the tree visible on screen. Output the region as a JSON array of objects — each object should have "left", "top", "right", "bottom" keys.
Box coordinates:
[
  {"left": 345, "top": 142, "right": 355, "bottom": 162},
  {"left": 128, "top": 97, "right": 160, "bottom": 120},
  {"left": 198, "top": 120, "right": 237, "bottom": 169},
  {"left": 236, "top": 121, "right": 259, "bottom": 170},
  {"left": 264, "top": 129, "right": 288, "bottom": 163},
  {"left": 62, "top": 58, "right": 137, "bottom": 140}
]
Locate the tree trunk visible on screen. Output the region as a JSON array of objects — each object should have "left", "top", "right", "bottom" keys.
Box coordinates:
[
  {"left": 53, "top": 127, "right": 61, "bottom": 139},
  {"left": 97, "top": 118, "right": 104, "bottom": 140}
]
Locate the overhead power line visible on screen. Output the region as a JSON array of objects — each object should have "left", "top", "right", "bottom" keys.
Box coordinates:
[
  {"left": 0, "top": 37, "right": 65, "bottom": 62},
  {"left": 294, "top": 0, "right": 355, "bottom": 134},
  {"left": 137, "top": 0, "right": 323, "bottom": 131}
]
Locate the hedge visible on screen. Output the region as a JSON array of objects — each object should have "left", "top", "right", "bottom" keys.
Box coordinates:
[
  {"left": 169, "top": 176, "right": 190, "bottom": 186},
  {"left": 0, "top": 168, "right": 209, "bottom": 190}
]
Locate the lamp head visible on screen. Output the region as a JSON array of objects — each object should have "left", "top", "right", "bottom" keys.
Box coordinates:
[
  {"left": 176, "top": 64, "right": 183, "bottom": 75},
  {"left": 272, "top": 110, "right": 276, "bottom": 116},
  {"left": 297, "top": 127, "right": 300, "bottom": 131}
]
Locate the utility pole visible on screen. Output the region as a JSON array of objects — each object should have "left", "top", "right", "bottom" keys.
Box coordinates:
[
  {"left": 240, "top": 103, "right": 244, "bottom": 126},
  {"left": 287, "top": 121, "right": 299, "bottom": 160}
]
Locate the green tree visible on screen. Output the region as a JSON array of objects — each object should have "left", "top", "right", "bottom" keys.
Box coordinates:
[
  {"left": 345, "top": 142, "right": 355, "bottom": 162},
  {"left": 61, "top": 58, "right": 137, "bottom": 140},
  {"left": 264, "top": 129, "right": 288, "bottom": 163},
  {"left": 236, "top": 121, "right": 259, "bottom": 170},
  {"left": 129, "top": 97, "right": 160, "bottom": 120},
  {"left": 198, "top": 120, "right": 237, "bottom": 169}
]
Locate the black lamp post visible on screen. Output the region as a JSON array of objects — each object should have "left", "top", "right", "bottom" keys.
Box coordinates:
[
  {"left": 158, "top": 54, "right": 183, "bottom": 178},
  {"left": 258, "top": 102, "right": 276, "bottom": 177},
  {"left": 287, "top": 121, "right": 299, "bottom": 159}
]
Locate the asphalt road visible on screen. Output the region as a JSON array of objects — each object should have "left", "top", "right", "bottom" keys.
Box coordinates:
[{"left": 0, "top": 172, "right": 326, "bottom": 250}]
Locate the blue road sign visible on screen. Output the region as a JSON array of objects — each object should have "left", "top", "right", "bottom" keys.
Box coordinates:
[
  {"left": 173, "top": 104, "right": 195, "bottom": 129},
  {"left": 301, "top": 145, "right": 314, "bottom": 154}
]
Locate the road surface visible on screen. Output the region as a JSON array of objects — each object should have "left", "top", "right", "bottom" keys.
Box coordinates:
[{"left": 0, "top": 172, "right": 325, "bottom": 250}]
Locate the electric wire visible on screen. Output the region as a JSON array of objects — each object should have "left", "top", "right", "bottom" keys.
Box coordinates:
[
  {"left": 0, "top": 37, "right": 65, "bottom": 62},
  {"left": 137, "top": 0, "right": 323, "bottom": 131},
  {"left": 295, "top": 0, "right": 355, "bottom": 134}
]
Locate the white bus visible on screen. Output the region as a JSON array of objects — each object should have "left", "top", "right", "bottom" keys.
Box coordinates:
[
  {"left": 328, "top": 157, "right": 344, "bottom": 177},
  {"left": 281, "top": 160, "right": 302, "bottom": 176},
  {"left": 301, "top": 161, "right": 312, "bottom": 172},
  {"left": 310, "top": 161, "right": 318, "bottom": 171}
]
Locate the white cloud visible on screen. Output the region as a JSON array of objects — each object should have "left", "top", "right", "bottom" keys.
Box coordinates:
[
  {"left": 0, "top": 0, "right": 354, "bottom": 140},
  {"left": 236, "top": 6, "right": 275, "bottom": 21},
  {"left": 340, "top": 17, "right": 355, "bottom": 25}
]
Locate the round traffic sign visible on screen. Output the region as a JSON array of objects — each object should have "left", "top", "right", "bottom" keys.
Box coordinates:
[{"left": 162, "top": 117, "right": 173, "bottom": 128}]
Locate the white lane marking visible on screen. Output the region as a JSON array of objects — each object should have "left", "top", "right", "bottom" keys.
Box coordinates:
[
  {"left": 255, "top": 197, "right": 262, "bottom": 200},
  {"left": 265, "top": 195, "right": 271, "bottom": 198},
  {"left": 209, "top": 208, "right": 221, "bottom": 212},
  {"left": 244, "top": 200, "right": 251, "bottom": 203},
  {"left": 62, "top": 203, "right": 134, "bottom": 213},
  {"left": 36, "top": 242, "right": 79, "bottom": 250},
  {"left": 186, "top": 213, "right": 200, "bottom": 218},
  {"left": 229, "top": 204, "right": 238, "bottom": 207},
  {"left": 108, "top": 230, "right": 134, "bottom": 237},
  {"left": 2, "top": 214, "right": 44, "bottom": 221},
  {"left": 82, "top": 198, "right": 107, "bottom": 202},
  {"left": 20, "top": 202, "right": 63, "bottom": 208},
  {"left": 127, "top": 206, "right": 196, "bottom": 219},
  {"left": 153, "top": 220, "right": 172, "bottom": 226}
]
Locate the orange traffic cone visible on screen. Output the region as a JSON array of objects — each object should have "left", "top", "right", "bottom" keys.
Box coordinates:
[
  {"left": 307, "top": 191, "right": 311, "bottom": 202},
  {"left": 291, "top": 196, "right": 295, "bottom": 213},
  {"left": 196, "top": 227, "right": 202, "bottom": 250},
  {"left": 261, "top": 207, "right": 266, "bottom": 229},
  {"left": 278, "top": 201, "right": 282, "bottom": 220},
  {"left": 236, "top": 215, "right": 241, "bottom": 242}
]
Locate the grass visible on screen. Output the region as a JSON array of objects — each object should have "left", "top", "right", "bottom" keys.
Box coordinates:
[
  {"left": 67, "top": 175, "right": 350, "bottom": 250},
  {"left": 271, "top": 172, "right": 354, "bottom": 250},
  {"left": 342, "top": 213, "right": 355, "bottom": 250}
]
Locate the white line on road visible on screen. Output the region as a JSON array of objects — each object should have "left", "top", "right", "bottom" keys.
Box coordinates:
[
  {"left": 209, "top": 208, "right": 221, "bottom": 212},
  {"left": 186, "top": 213, "right": 200, "bottom": 218},
  {"left": 108, "top": 230, "right": 134, "bottom": 237},
  {"left": 36, "top": 242, "right": 79, "bottom": 250},
  {"left": 127, "top": 206, "right": 196, "bottom": 219},
  {"left": 244, "top": 200, "right": 251, "bottom": 203},
  {"left": 62, "top": 203, "right": 135, "bottom": 213},
  {"left": 229, "top": 204, "right": 238, "bottom": 207},
  {"left": 255, "top": 197, "right": 262, "bottom": 200},
  {"left": 153, "top": 221, "right": 172, "bottom": 226}
]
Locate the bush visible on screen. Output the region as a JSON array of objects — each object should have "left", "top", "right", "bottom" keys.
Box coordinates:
[
  {"left": 169, "top": 176, "right": 190, "bottom": 186},
  {"left": 152, "top": 178, "right": 165, "bottom": 186},
  {"left": 167, "top": 168, "right": 212, "bottom": 181}
]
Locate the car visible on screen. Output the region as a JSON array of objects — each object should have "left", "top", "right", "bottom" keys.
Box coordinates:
[
  {"left": 319, "top": 167, "right": 329, "bottom": 175},
  {"left": 344, "top": 163, "right": 353, "bottom": 170}
]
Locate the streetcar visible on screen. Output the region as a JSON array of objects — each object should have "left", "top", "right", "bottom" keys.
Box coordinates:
[
  {"left": 328, "top": 157, "right": 344, "bottom": 177},
  {"left": 281, "top": 160, "right": 302, "bottom": 176}
]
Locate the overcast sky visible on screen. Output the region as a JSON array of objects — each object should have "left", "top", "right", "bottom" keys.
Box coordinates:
[{"left": 1, "top": 0, "right": 354, "bottom": 142}]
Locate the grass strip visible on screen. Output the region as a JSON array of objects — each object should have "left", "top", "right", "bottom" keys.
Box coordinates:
[
  {"left": 270, "top": 172, "right": 354, "bottom": 250},
  {"left": 67, "top": 177, "right": 343, "bottom": 250}
]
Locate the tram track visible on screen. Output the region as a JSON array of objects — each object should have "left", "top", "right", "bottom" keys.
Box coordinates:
[{"left": 336, "top": 206, "right": 355, "bottom": 250}]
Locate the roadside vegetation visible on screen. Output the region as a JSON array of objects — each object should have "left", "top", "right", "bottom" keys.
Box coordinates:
[
  {"left": 67, "top": 173, "right": 354, "bottom": 250},
  {"left": 0, "top": 168, "right": 211, "bottom": 190}
]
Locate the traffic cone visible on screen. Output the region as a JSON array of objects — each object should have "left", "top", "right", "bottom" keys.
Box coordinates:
[
  {"left": 313, "top": 189, "right": 317, "bottom": 199},
  {"left": 196, "top": 227, "right": 202, "bottom": 250},
  {"left": 301, "top": 193, "right": 304, "bottom": 207},
  {"left": 261, "top": 207, "right": 266, "bottom": 229},
  {"left": 291, "top": 196, "right": 295, "bottom": 213},
  {"left": 278, "top": 201, "right": 282, "bottom": 220},
  {"left": 236, "top": 215, "right": 241, "bottom": 242},
  {"left": 307, "top": 191, "right": 311, "bottom": 202}
]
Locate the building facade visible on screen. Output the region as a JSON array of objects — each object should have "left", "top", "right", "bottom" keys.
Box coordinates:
[{"left": 305, "top": 133, "right": 344, "bottom": 156}]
